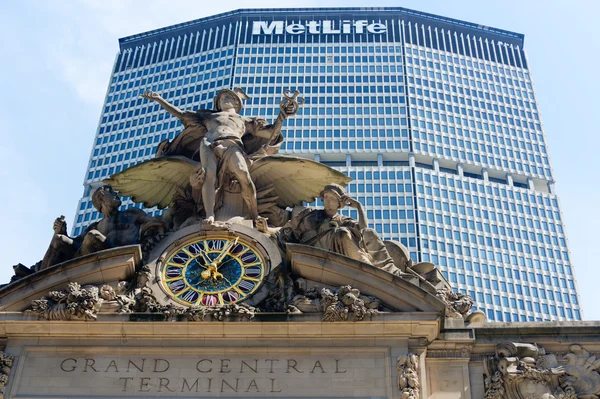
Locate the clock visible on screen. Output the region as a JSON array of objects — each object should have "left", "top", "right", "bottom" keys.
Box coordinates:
[{"left": 148, "top": 223, "right": 281, "bottom": 308}]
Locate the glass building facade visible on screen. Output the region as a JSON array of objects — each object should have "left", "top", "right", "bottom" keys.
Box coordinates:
[{"left": 72, "top": 7, "right": 582, "bottom": 321}]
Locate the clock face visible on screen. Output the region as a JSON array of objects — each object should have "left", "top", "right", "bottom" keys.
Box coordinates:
[{"left": 159, "top": 234, "right": 266, "bottom": 307}]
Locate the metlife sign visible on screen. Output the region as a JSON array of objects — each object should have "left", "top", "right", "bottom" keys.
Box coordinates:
[{"left": 252, "top": 20, "right": 387, "bottom": 35}]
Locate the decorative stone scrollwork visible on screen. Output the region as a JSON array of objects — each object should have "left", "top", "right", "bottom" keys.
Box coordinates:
[
  {"left": 0, "top": 352, "right": 14, "bottom": 399},
  {"left": 562, "top": 344, "right": 600, "bottom": 398},
  {"left": 397, "top": 353, "right": 420, "bottom": 399},
  {"left": 257, "top": 271, "right": 295, "bottom": 313},
  {"left": 99, "top": 264, "right": 258, "bottom": 321},
  {"left": 291, "top": 281, "right": 381, "bottom": 321},
  {"left": 436, "top": 288, "right": 474, "bottom": 319},
  {"left": 484, "top": 342, "right": 589, "bottom": 399},
  {"left": 110, "top": 265, "right": 160, "bottom": 314},
  {"left": 27, "top": 282, "right": 103, "bottom": 321},
  {"left": 182, "top": 303, "right": 257, "bottom": 321},
  {"left": 99, "top": 285, "right": 116, "bottom": 301}
]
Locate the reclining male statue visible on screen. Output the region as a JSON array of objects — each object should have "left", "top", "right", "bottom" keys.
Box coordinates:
[{"left": 40, "top": 185, "right": 166, "bottom": 270}]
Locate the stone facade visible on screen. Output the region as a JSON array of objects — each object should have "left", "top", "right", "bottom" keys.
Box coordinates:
[
  {"left": 1, "top": 311, "right": 599, "bottom": 398},
  {"left": 2, "top": 228, "right": 599, "bottom": 399},
  {"left": 2, "top": 211, "right": 598, "bottom": 399}
]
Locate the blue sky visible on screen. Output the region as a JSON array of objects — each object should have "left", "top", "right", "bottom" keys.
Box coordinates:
[{"left": 1, "top": 0, "right": 598, "bottom": 319}]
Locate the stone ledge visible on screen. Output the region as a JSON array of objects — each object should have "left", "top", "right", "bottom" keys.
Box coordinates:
[
  {"left": 473, "top": 321, "right": 600, "bottom": 340},
  {"left": 0, "top": 315, "right": 441, "bottom": 342}
]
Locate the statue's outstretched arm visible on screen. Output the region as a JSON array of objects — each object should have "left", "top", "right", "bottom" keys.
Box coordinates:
[{"left": 141, "top": 90, "right": 185, "bottom": 121}]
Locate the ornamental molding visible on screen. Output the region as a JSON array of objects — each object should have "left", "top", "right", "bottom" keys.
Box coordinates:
[
  {"left": 181, "top": 303, "right": 257, "bottom": 321},
  {"left": 484, "top": 342, "right": 600, "bottom": 399},
  {"left": 397, "top": 353, "right": 420, "bottom": 399},
  {"left": 427, "top": 345, "right": 474, "bottom": 359},
  {"left": 470, "top": 353, "right": 495, "bottom": 362},
  {"left": 0, "top": 351, "right": 14, "bottom": 399},
  {"left": 290, "top": 281, "right": 382, "bottom": 322},
  {"left": 27, "top": 282, "right": 103, "bottom": 321},
  {"left": 436, "top": 288, "right": 474, "bottom": 320}
]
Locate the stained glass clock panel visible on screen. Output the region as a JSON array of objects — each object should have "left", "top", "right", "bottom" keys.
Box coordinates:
[{"left": 160, "top": 235, "right": 266, "bottom": 307}]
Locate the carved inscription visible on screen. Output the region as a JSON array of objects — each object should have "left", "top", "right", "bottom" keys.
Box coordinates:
[
  {"left": 17, "top": 352, "right": 386, "bottom": 397},
  {"left": 58, "top": 357, "right": 346, "bottom": 393}
]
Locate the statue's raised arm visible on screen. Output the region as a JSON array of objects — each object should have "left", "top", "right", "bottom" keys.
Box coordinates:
[
  {"left": 250, "top": 90, "right": 305, "bottom": 144},
  {"left": 286, "top": 184, "right": 402, "bottom": 276},
  {"left": 140, "top": 89, "right": 209, "bottom": 160},
  {"left": 141, "top": 90, "right": 186, "bottom": 121}
]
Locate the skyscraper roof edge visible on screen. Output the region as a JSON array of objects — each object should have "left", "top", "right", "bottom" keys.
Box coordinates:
[{"left": 118, "top": 7, "right": 525, "bottom": 52}]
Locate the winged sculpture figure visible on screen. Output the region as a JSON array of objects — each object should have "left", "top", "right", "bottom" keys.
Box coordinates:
[{"left": 105, "top": 154, "right": 351, "bottom": 229}]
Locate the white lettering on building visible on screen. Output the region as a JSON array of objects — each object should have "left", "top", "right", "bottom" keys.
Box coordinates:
[
  {"left": 252, "top": 21, "right": 284, "bottom": 35},
  {"left": 252, "top": 20, "right": 387, "bottom": 35}
]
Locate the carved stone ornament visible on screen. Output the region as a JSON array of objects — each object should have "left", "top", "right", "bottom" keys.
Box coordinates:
[
  {"left": 397, "top": 353, "right": 420, "bottom": 399},
  {"left": 561, "top": 344, "right": 600, "bottom": 398},
  {"left": 27, "top": 282, "right": 103, "bottom": 321},
  {"left": 92, "top": 264, "right": 257, "bottom": 321},
  {"left": 0, "top": 351, "right": 14, "bottom": 399},
  {"left": 181, "top": 303, "right": 257, "bottom": 321},
  {"left": 290, "top": 280, "right": 382, "bottom": 321},
  {"left": 482, "top": 342, "right": 600, "bottom": 399},
  {"left": 436, "top": 288, "right": 474, "bottom": 319}
]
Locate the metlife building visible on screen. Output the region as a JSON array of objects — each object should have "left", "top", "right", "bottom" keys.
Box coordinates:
[{"left": 73, "top": 7, "right": 582, "bottom": 322}]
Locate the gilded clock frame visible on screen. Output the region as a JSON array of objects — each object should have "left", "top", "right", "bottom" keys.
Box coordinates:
[{"left": 157, "top": 231, "right": 269, "bottom": 307}]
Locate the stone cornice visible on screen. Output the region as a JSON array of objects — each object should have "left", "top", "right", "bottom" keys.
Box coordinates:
[
  {"left": 0, "top": 314, "right": 441, "bottom": 342},
  {"left": 473, "top": 322, "right": 600, "bottom": 344},
  {"left": 426, "top": 346, "right": 474, "bottom": 359},
  {"left": 287, "top": 244, "right": 446, "bottom": 313}
]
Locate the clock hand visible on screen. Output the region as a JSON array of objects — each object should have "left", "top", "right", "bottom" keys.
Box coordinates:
[
  {"left": 211, "top": 255, "right": 242, "bottom": 281},
  {"left": 197, "top": 248, "right": 214, "bottom": 267},
  {"left": 215, "top": 237, "right": 238, "bottom": 265},
  {"left": 216, "top": 257, "right": 235, "bottom": 269}
]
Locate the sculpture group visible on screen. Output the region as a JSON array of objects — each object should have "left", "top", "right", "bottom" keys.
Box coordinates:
[
  {"left": 3, "top": 86, "right": 467, "bottom": 324},
  {"left": 40, "top": 87, "right": 409, "bottom": 275}
]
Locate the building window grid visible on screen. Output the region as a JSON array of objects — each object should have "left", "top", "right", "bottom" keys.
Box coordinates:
[
  {"left": 405, "top": 44, "right": 550, "bottom": 181},
  {"left": 76, "top": 48, "right": 235, "bottom": 230},
  {"left": 415, "top": 168, "right": 579, "bottom": 321},
  {"left": 235, "top": 44, "right": 409, "bottom": 153}
]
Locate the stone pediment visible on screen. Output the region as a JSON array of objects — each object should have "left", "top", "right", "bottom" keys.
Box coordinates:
[
  {"left": 0, "top": 246, "right": 140, "bottom": 312},
  {"left": 0, "top": 234, "right": 448, "bottom": 321},
  {"left": 286, "top": 244, "right": 446, "bottom": 313}
]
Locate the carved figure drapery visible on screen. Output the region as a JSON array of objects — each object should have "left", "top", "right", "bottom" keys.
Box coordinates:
[{"left": 41, "top": 185, "right": 166, "bottom": 270}]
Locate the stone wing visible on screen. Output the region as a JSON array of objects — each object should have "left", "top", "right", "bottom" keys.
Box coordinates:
[
  {"left": 160, "top": 124, "right": 207, "bottom": 159},
  {"left": 249, "top": 155, "right": 352, "bottom": 208},
  {"left": 104, "top": 156, "right": 199, "bottom": 209}
]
